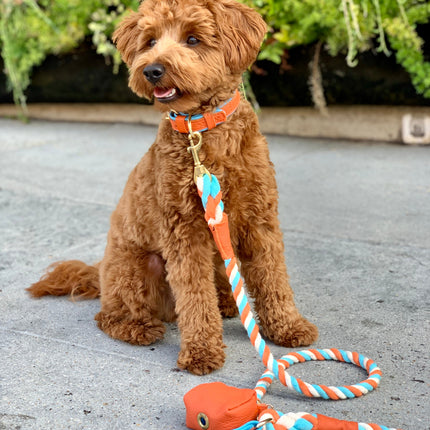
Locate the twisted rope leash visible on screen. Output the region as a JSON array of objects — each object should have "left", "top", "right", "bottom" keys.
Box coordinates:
[
  {"left": 184, "top": 127, "right": 400, "bottom": 430},
  {"left": 196, "top": 173, "right": 382, "bottom": 401}
]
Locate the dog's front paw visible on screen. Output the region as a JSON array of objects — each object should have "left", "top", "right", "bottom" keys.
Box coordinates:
[
  {"left": 280, "top": 317, "right": 318, "bottom": 348},
  {"left": 265, "top": 316, "right": 318, "bottom": 348},
  {"left": 177, "top": 342, "right": 226, "bottom": 375}
]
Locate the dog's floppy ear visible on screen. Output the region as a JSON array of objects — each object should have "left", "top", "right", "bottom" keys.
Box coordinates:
[
  {"left": 208, "top": 0, "right": 267, "bottom": 73},
  {"left": 113, "top": 11, "right": 141, "bottom": 66}
]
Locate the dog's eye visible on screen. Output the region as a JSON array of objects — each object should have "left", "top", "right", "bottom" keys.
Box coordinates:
[
  {"left": 148, "top": 39, "right": 157, "bottom": 48},
  {"left": 186, "top": 35, "right": 200, "bottom": 46}
]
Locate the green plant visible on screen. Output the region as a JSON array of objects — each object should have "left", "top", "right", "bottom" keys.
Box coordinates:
[
  {"left": 0, "top": 0, "right": 138, "bottom": 112},
  {"left": 385, "top": 3, "right": 430, "bottom": 97},
  {"left": 244, "top": 0, "right": 430, "bottom": 99},
  {"left": 89, "top": 0, "right": 139, "bottom": 73},
  {"left": 1, "top": 0, "right": 429, "bottom": 111}
]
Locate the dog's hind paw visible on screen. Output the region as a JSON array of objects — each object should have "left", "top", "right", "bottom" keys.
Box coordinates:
[
  {"left": 177, "top": 342, "right": 226, "bottom": 375},
  {"left": 219, "top": 300, "right": 239, "bottom": 318},
  {"left": 95, "top": 312, "right": 166, "bottom": 346}
]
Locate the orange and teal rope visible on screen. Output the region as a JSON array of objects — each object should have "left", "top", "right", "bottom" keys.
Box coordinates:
[{"left": 195, "top": 172, "right": 400, "bottom": 430}]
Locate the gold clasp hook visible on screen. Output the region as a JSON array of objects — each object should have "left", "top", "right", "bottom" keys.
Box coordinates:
[{"left": 186, "top": 118, "right": 211, "bottom": 184}]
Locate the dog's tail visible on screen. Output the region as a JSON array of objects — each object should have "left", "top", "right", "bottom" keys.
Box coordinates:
[{"left": 27, "top": 260, "right": 100, "bottom": 300}]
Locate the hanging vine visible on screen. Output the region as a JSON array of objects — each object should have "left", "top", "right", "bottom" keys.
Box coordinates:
[{"left": 245, "top": 0, "right": 430, "bottom": 100}]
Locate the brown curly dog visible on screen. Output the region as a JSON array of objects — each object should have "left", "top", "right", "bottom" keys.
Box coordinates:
[{"left": 28, "top": 0, "right": 318, "bottom": 375}]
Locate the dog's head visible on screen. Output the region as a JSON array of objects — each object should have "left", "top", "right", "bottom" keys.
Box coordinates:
[{"left": 113, "top": 0, "right": 266, "bottom": 113}]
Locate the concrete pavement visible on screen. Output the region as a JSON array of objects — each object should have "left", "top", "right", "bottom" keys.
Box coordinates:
[{"left": 0, "top": 117, "right": 429, "bottom": 429}]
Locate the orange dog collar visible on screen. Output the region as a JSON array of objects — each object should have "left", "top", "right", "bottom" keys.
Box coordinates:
[{"left": 168, "top": 89, "right": 241, "bottom": 134}]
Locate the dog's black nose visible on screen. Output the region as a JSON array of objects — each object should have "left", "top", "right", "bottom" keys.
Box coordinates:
[{"left": 143, "top": 63, "right": 165, "bottom": 84}]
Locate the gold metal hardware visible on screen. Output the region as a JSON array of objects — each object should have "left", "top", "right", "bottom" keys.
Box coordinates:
[
  {"left": 254, "top": 417, "right": 273, "bottom": 429},
  {"left": 186, "top": 118, "right": 211, "bottom": 184},
  {"left": 197, "top": 412, "right": 209, "bottom": 429}
]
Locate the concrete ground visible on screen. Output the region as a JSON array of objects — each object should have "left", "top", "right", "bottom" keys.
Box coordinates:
[{"left": 0, "top": 117, "right": 428, "bottom": 430}]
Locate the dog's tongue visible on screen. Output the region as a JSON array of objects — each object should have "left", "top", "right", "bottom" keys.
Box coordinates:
[{"left": 154, "top": 87, "right": 175, "bottom": 99}]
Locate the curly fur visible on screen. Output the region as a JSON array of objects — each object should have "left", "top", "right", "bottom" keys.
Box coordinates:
[{"left": 27, "top": 0, "right": 318, "bottom": 375}]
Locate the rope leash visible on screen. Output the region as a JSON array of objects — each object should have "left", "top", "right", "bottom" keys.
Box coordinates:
[
  {"left": 183, "top": 123, "right": 401, "bottom": 430},
  {"left": 197, "top": 173, "right": 382, "bottom": 399},
  {"left": 236, "top": 410, "right": 399, "bottom": 430}
]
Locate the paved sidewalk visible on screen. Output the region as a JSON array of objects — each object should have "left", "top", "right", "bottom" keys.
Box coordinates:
[{"left": 0, "top": 117, "right": 429, "bottom": 430}]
